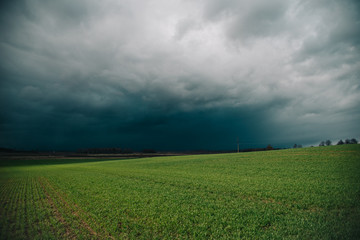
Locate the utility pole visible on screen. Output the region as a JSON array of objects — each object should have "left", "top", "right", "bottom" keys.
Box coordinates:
[{"left": 237, "top": 137, "right": 239, "bottom": 153}]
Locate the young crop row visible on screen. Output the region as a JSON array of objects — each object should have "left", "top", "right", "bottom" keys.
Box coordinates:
[
  {"left": 0, "top": 175, "right": 52, "bottom": 239},
  {"left": 0, "top": 174, "right": 115, "bottom": 239}
]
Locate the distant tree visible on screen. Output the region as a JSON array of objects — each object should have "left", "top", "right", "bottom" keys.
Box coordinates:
[
  {"left": 298, "top": 144, "right": 303, "bottom": 148},
  {"left": 325, "top": 140, "right": 332, "bottom": 146},
  {"left": 350, "top": 138, "right": 358, "bottom": 144},
  {"left": 266, "top": 144, "right": 274, "bottom": 150},
  {"left": 337, "top": 140, "right": 344, "bottom": 145},
  {"left": 319, "top": 141, "right": 325, "bottom": 147},
  {"left": 345, "top": 139, "right": 351, "bottom": 144},
  {"left": 293, "top": 144, "right": 297, "bottom": 148}
]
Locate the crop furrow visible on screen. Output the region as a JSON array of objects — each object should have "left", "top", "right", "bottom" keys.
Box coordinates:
[
  {"left": 38, "top": 177, "right": 115, "bottom": 239},
  {"left": 41, "top": 177, "right": 115, "bottom": 239},
  {"left": 30, "top": 177, "right": 44, "bottom": 237},
  {"left": 0, "top": 178, "right": 15, "bottom": 239},
  {"left": 35, "top": 177, "right": 59, "bottom": 238},
  {"left": 0, "top": 179, "right": 14, "bottom": 202},
  {"left": 0, "top": 177, "right": 26, "bottom": 239},
  {"left": 7, "top": 178, "right": 22, "bottom": 237},
  {"left": 38, "top": 177, "right": 79, "bottom": 239}
]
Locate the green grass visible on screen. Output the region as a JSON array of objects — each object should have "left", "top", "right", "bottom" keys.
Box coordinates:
[{"left": 1, "top": 145, "right": 360, "bottom": 239}]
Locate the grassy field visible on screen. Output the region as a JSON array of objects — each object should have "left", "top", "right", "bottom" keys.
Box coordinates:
[{"left": 1, "top": 145, "right": 359, "bottom": 239}]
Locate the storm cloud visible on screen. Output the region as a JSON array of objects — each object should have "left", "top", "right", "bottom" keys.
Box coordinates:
[{"left": 1, "top": 0, "right": 359, "bottom": 151}]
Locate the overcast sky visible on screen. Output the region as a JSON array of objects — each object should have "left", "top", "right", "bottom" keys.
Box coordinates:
[{"left": 1, "top": 0, "right": 359, "bottom": 151}]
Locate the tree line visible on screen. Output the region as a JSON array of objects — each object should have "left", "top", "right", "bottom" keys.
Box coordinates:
[{"left": 319, "top": 138, "right": 358, "bottom": 146}]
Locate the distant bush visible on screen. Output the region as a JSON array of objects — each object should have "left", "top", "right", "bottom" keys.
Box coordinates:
[{"left": 266, "top": 144, "right": 274, "bottom": 150}]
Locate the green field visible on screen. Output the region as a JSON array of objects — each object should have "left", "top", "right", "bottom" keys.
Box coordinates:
[{"left": 1, "top": 145, "right": 360, "bottom": 239}]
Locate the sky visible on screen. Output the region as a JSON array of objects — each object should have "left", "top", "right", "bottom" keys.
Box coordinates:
[{"left": 0, "top": 0, "right": 359, "bottom": 151}]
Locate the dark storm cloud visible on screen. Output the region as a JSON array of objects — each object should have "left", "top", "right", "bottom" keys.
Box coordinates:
[{"left": 0, "top": 0, "right": 359, "bottom": 151}]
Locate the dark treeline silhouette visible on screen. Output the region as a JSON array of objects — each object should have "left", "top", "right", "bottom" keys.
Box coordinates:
[
  {"left": 142, "top": 149, "right": 157, "bottom": 153},
  {"left": 0, "top": 147, "right": 16, "bottom": 153},
  {"left": 0, "top": 147, "right": 38, "bottom": 154},
  {"left": 77, "top": 148, "right": 134, "bottom": 154},
  {"left": 2, "top": 137, "right": 358, "bottom": 156},
  {"left": 339, "top": 138, "right": 358, "bottom": 145},
  {"left": 239, "top": 146, "right": 283, "bottom": 153},
  {"left": 319, "top": 138, "right": 358, "bottom": 146}
]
